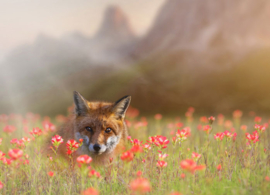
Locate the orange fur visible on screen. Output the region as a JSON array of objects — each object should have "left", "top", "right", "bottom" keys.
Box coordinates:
[{"left": 47, "top": 94, "right": 130, "bottom": 166}]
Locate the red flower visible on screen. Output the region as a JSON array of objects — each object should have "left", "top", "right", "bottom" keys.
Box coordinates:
[
  {"left": 131, "top": 139, "right": 143, "bottom": 146},
  {"left": 0, "top": 181, "right": 3, "bottom": 189},
  {"left": 3, "top": 125, "right": 16, "bottom": 134},
  {"left": 51, "top": 135, "right": 64, "bottom": 149},
  {"left": 153, "top": 135, "right": 169, "bottom": 149},
  {"left": 158, "top": 153, "right": 168, "bottom": 160},
  {"left": 214, "top": 132, "right": 225, "bottom": 141},
  {"left": 88, "top": 169, "right": 101, "bottom": 178},
  {"left": 2, "top": 157, "right": 13, "bottom": 165},
  {"left": 217, "top": 114, "right": 224, "bottom": 123},
  {"left": 81, "top": 187, "right": 99, "bottom": 195},
  {"left": 208, "top": 116, "right": 215, "bottom": 124},
  {"left": 10, "top": 138, "right": 18, "bottom": 145},
  {"left": 203, "top": 125, "right": 212, "bottom": 134},
  {"left": 22, "top": 137, "right": 31, "bottom": 142},
  {"left": 180, "top": 159, "right": 206, "bottom": 174},
  {"left": 169, "top": 192, "right": 182, "bottom": 195},
  {"left": 0, "top": 151, "right": 5, "bottom": 160},
  {"left": 48, "top": 171, "right": 54, "bottom": 177},
  {"left": 8, "top": 149, "right": 23, "bottom": 160},
  {"left": 216, "top": 164, "right": 222, "bottom": 171},
  {"left": 66, "top": 139, "right": 79, "bottom": 155},
  {"left": 191, "top": 152, "right": 201, "bottom": 161},
  {"left": 143, "top": 143, "right": 151, "bottom": 150},
  {"left": 246, "top": 131, "right": 259, "bottom": 143},
  {"left": 77, "top": 155, "right": 92, "bottom": 164},
  {"left": 200, "top": 116, "right": 208, "bottom": 124},
  {"left": 254, "top": 116, "right": 262, "bottom": 124},
  {"left": 176, "top": 128, "right": 190, "bottom": 142},
  {"left": 157, "top": 160, "right": 167, "bottom": 168},
  {"left": 130, "top": 145, "right": 143, "bottom": 153},
  {"left": 30, "top": 127, "right": 42, "bottom": 137},
  {"left": 129, "top": 178, "right": 151, "bottom": 194},
  {"left": 265, "top": 176, "right": 270, "bottom": 182},
  {"left": 121, "top": 151, "right": 134, "bottom": 162},
  {"left": 240, "top": 125, "right": 247, "bottom": 132},
  {"left": 43, "top": 121, "right": 56, "bottom": 132},
  {"left": 254, "top": 124, "right": 266, "bottom": 133},
  {"left": 224, "top": 131, "right": 234, "bottom": 139},
  {"left": 233, "top": 110, "right": 243, "bottom": 119},
  {"left": 154, "top": 113, "right": 162, "bottom": 120}
]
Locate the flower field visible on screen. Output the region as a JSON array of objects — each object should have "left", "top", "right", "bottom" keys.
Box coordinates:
[{"left": 0, "top": 108, "right": 270, "bottom": 195}]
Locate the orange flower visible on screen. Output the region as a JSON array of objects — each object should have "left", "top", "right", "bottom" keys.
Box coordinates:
[
  {"left": 77, "top": 155, "right": 92, "bottom": 164},
  {"left": 130, "top": 145, "right": 143, "bottom": 153},
  {"left": 81, "top": 187, "right": 99, "bottom": 195},
  {"left": 129, "top": 178, "right": 151, "bottom": 194},
  {"left": 233, "top": 110, "right": 243, "bottom": 119},
  {"left": 154, "top": 114, "right": 162, "bottom": 120},
  {"left": 8, "top": 149, "right": 23, "bottom": 160},
  {"left": 169, "top": 192, "right": 182, "bottom": 195},
  {"left": 240, "top": 125, "right": 247, "bottom": 132},
  {"left": 200, "top": 116, "right": 208, "bottom": 124},
  {"left": 180, "top": 159, "right": 205, "bottom": 174},
  {"left": 121, "top": 151, "right": 134, "bottom": 162}
]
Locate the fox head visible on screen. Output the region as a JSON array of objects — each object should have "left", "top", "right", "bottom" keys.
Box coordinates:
[{"left": 73, "top": 91, "right": 131, "bottom": 156}]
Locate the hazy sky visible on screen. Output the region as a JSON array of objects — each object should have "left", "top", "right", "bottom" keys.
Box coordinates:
[{"left": 0, "top": 0, "right": 165, "bottom": 58}]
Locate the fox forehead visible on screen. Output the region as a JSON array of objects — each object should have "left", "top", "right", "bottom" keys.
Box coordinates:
[{"left": 74, "top": 102, "right": 124, "bottom": 132}]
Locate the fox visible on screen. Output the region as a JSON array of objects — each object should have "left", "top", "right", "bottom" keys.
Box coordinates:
[{"left": 51, "top": 91, "right": 131, "bottom": 165}]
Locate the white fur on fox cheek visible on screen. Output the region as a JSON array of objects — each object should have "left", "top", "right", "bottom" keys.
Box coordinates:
[{"left": 106, "top": 135, "right": 121, "bottom": 153}]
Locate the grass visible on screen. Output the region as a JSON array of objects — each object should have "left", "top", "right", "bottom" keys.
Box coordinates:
[{"left": 0, "top": 109, "right": 270, "bottom": 195}]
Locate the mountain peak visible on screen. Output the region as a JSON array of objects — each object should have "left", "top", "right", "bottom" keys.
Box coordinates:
[{"left": 95, "top": 5, "right": 135, "bottom": 41}]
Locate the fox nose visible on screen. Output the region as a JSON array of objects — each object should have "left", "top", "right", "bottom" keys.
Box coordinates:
[{"left": 93, "top": 144, "right": 101, "bottom": 152}]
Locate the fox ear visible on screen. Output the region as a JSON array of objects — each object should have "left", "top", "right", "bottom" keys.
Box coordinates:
[
  {"left": 112, "top": 95, "right": 131, "bottom": 119},
  {"left": 73, "top": 91, "right": 89, "bottom": 116}
]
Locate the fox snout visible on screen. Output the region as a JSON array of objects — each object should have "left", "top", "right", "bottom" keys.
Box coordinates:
[
  {"left": 93, "top": 144, "right": 101, "bottom": 152},
  {"left": 89, "top": 143, "right": 107, "bottom": 154}
]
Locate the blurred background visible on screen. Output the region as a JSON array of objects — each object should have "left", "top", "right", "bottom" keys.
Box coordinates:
[{"left": 1, "top": 0, "right": 270, "bottom": 116}]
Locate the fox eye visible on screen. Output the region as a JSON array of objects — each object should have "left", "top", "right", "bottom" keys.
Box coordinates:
[
  {"left": 105, "top": 127, "right": 112, "bottom": 133},
  {"left": 85, "top": 126, "right": 93, "bottom": 133}
]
